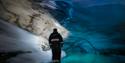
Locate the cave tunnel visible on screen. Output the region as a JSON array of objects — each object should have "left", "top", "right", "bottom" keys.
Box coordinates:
[{"left": 0, "top": 0, "right": 125, "bottom": 63}]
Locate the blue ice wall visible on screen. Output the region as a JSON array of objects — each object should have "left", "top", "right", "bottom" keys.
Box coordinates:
[{"left": 49, "top": 0, "right": 125, "bottom": 63}]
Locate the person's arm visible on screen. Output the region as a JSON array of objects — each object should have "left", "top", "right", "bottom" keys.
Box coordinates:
[
  {"left": 59, "top": 34, "right": 64, "bottom": 47},
  {"left": 49, "top": 34, "right": 53, "bottom": 46}
]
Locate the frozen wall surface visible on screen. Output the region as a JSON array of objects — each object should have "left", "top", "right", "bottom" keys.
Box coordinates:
[{"left": 60, "top": 0, "right": 125, "bottom": 63}]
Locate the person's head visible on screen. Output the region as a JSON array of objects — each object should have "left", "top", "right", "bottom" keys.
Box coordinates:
[{"left": 53, "top": 28, "right": 58, "bottom": 32}]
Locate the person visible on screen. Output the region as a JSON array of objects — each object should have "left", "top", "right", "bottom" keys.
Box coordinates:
[{"left": 49, "top": 28, "right": 63, "bottom": 63}]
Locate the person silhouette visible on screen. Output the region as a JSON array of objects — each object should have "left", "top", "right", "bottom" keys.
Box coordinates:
[{"left": 49, "top": 28, "right": 63, "bottom": 63}]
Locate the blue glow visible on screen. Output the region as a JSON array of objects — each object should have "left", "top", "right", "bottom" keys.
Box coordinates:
[{"left": 52, "top": 0, "right": 125, "bottom": 63}]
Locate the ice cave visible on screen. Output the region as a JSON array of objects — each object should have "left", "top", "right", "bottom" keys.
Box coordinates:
[{"left": 0, "top": 0, "right": 125, "bottom": 63}]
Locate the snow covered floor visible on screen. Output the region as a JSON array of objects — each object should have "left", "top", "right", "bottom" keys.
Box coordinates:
[{"left": 0, "top": 20, "right": 65, "bottom": 63}]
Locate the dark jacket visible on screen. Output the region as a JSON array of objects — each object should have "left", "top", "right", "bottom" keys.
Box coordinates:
[{"left": 49, "top": 32, "right": 63, "bottom": 48}]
